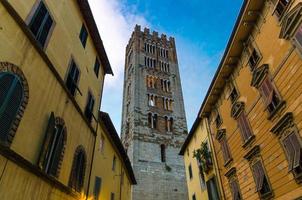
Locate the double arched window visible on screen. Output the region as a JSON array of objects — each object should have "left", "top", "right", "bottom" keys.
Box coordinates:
[
  {"left": 69, "top": 146, "right": 87, "bottom": 192},
  {"left": 0, "top": 65, "right": 28, "bottom": 146}
]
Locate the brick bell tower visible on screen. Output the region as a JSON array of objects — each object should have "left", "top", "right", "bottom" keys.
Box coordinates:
[{"left": 121, "top": 25, "right": 188, "bottom": 200}]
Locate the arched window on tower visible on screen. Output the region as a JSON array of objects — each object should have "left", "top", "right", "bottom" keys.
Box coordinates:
[
  {"left": 69, "top": 146, "right": 86, "bottom": 192},
  {"left": 153, "top": 114, "right": 157, "bottom": 129},
  {"left": 0, "top": 72, "right": 24, "bottom": 145}
]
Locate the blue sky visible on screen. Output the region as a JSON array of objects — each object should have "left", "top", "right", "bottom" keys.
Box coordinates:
[{"left": 89, "top": 0, "right": 243, "bottom": 134}]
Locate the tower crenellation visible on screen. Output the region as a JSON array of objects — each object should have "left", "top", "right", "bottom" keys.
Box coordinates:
[{"left": 121, "top": 25, "right": 188, "bottom": 200}]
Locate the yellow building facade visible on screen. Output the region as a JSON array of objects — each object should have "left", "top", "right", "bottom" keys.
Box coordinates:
[
  {"left": 183, "top": 0, "right": 302, "bottom": 199},
  {"left": 0, "top": 0, "right": 135, "bottom": 199},
  {"left": 180, "top": 117, "right": 223, "bottom": 200}
]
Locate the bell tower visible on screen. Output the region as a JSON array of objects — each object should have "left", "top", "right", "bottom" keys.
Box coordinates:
[{"left": 121, "top": 25, "right": 188, "bottom": 200}]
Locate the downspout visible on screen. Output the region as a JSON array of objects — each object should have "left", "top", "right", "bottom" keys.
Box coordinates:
[
  {"left": 204, "top": 117, "right": 226, "bottom": 200},
  {"left": 86, "top": 119, "right": 98, "bottom": 200},
  {"left": 119, "top": 166, "right": 123, "bottom": 200}
]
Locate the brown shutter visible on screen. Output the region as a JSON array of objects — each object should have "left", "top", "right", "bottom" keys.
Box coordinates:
[
  {"left": 283, "top": 135, "right": 295, "bottom": 170},
  {"left": 38, "top": 112, "right": 55, "bottom": 169},
  {"left": 260, "top": 77, "right": 274, "bottom": 106},
  {"left": 230, "top": 181, "right": 237, "bottom": 200},
  {"left": 252, "top": 161, "right": 265, "bottom": 191},
  {"left": 290, "top": 133, "right": 301, "bottom": 169}
]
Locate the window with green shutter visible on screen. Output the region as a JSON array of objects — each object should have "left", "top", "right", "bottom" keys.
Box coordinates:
[{"left": 0, "top": 73, "right": 23, "bottom": 145}]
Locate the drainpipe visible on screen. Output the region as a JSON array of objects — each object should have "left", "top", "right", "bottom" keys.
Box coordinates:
[
  {"left": 204, "top": 117, "right": 226, "bottom": 200},
  {"left": 86, "top": 117, "right": 98, "bottom": 199},
  {"left": 119, "top": 166, "right": 123, "bottom": 200}
]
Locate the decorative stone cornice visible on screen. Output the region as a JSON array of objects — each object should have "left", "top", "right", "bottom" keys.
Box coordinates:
[
  {"left": 216, "top": 129, "right": 226, "bottom": 141},
  {"left": 251, "top": 64, "right": 269, "bottom": 88},
  {"left": 270, "top": 112, "right": 294, "bottom": 135},
  {"left": 231, "top": 101, "right": 245, "bottom": 119},
  {"left": 225, "top": 167, "right": 237, "bottom": 178},
  {"left": 244, "top": 145, "right": 260, "bottom": 161}
]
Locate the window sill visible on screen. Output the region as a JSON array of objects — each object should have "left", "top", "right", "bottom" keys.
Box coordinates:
[
  {"left": 260, "top": 191, "right": 273, "bottom": 200},
  {"left": 267, "top": 100, "right": 286, "bottom": 120},
  {"left": 242, "top": 135, "right": 256, "bottom": 148},
  {"left": 224, "top": 158, "right": 233, "bottom": 167}
]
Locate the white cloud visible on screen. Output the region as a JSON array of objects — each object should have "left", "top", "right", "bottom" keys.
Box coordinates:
[{"left": 88, "top": 0, "right": 149, "bottom": 87}]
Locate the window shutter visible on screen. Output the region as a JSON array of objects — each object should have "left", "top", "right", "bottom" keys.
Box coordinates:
[
  {"left": 0, "top": 74, "right": 23, "bottom": 143},
  {"left": 38, "top": 112, "right": 55, "bottom": 169},
  {"left": 283, "top": 135, "right": 295, "bottom": 170},
  {"left": 38, "top": 15, "right": 53, "bottom": 47},
  {"left": 93, "top": 177, "right": 102, "bottom": 199},
  {"left": 48, "top": 126, "right": 65, "bottom": 176},
  {"left": 29, "top": 2, "right": 47, "bottom": 37},
  {"left": 252, "top": 161, "right": 265, "bottom": 191},
  {"left": 260, "top": 77, "right": 274, "bottom": 106},
  {"left": 290, "top": 133, "right": 301, "bottom": 169},
  {"left": 230, "top": 181, "right": 238, "bottom": 200}
]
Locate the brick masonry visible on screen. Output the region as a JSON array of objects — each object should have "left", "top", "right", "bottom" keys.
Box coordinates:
[{"left": 121, "top": 25, "right": 188, "bottom": 200}]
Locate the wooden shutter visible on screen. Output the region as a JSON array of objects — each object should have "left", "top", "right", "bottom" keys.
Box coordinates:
[
  {"left": 38, "top": 112, "right": 55, "bottom": 169},
  {"left": 48, "top": 126, "right": 65, "bottom": 177},
  {"left": 0, "top": 74, "right": 23, "bottom": 143},
  {"left": 259, "top": 77, "right": 274, "bottom": 106},
  {"left": 238, "top": 113, "right": 252, "bottom": 141},
  {"left": 283, "top": 135, "right": 295, "bottom": 170},
  {"left": 289, "top": 133, "right": 301, "bottom": 169},
  {"left": 221, "top": 138, "right": 231, "bottom": 163},
  {"left": 252, "top": 161, "right": 265, "bottom": 191}
]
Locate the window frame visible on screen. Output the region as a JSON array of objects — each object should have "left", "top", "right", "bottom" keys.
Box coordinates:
[
  {"left": 188, "top": 164, "right": 193, "bottom": 180},
  {"left": 27, "top": 0, "right": 55, "bottom": 49},
  {"left": 93, "top": 57, "right": 101, "bottom": 78},
  {"left": 273, "top": 0, "right": 291, "bottom": 20},
  {"left": 79, "top": 23, "right": 88, "bottom": 48},
  {"left": 84, "top": 91, "right": 95, "bottom": 122},
  {"left": 65, "top": 58, "right": 81, "bottom": 96}
]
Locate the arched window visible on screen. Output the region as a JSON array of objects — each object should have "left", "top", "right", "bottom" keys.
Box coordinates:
[
  {"left": 160, "top": 144, "right": 166, "bottom": 162},
  {"left": 69, "top": 146, "right": 87, "bottom": 192},
  {"left": 0, "top": 70, "right": 27, "bottom": 146},
  {"left": 38, "top": 113, "right": 67, "bottom": 177}
]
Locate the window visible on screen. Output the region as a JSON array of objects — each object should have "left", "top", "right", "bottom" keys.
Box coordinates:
[
  {"left": 229, "top": 87, "right": 239, "bottom": 104},
  {"left": 165, "top": 117, "right": 173, "bottom": 132},
  {"left": 38, "top": 113, "right": 66, "bottom": 177},
  {"left": 148, "top": 94, "right": 156, "bottom": 107},
  {"left": 197, "top": 160, "right": 206, "bottom": 190},
  {"left": 192, "top": 194, "right": 196, "bottom": 200},
  {"left": 215, "top": 113, "right": 222, "bottom": 128},
  {"left": 0, "top": 73, "right": 24, "bottom": 144},
  {"left": 248, "top": 48, "right": 260, "bottom": 71},
  {"left": 99, "top": 135, "right": 105, "bottom": 153},
  {"left": 275, "top": 0, "right": 290, "bottom": 17},
  {"left": 66, "top": 60, "right": 80, "bottom": 96},
  {"left": 294, "top": 23, "right": 302, "bottom": 52},
  {"left": 112, "top": 155, "right": 116, "bottom": 171},
  {"left": 188, "top": 164, "right": 193, "bottom": 179},
  {"left": 207, "top": 177, "right": 220, "bottom": 200},
  {"left": 282, "top": 132, "right": 302, "bottom": 180},
  {"left": 271, "top": 113, "right": 302, "bottom": 182},
  {"left": 28, "top": 1, "right": 53, "bottom": 48},
  {"left": 93, "top": 58, "right": 100, "bottom": 77},
  {"left": 229, "top": 179, "right": 242, "bottom": 200},
  {"left": 237, "top": 112, "right": 253, "bottom": 143},
  {"left": 85, "top": 92, "right": 95, "bottom": 122},
  {"left": 220, "top": 137, "right": 232, "bottom": 165},
  {"left": 69, "top": 146, "right": 86, "bottom": 192},
  {"left": 152, "top": 114, "right": 157, "bottom": 129},
  {"left": 93, "top": 176, "right": 102, "bottom": 200},
  {"left": 160, "top": 144, "right": 166, "bottom": 162},
  {"left": 259, "top": 76, "right": 282, "bottom": 114},
  {"left": 251, "top": 160, "right": 272, "bottom": 198},
  {"left": 79, "top": 24, "right": 88, "bottom": 48},
  {"left": 110, "top": 193, "right": 115, "bottom": 200}
]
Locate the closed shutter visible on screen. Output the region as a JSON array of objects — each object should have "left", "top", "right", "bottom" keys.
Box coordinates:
[
  {"left": 0, "top": 74, "right": 23, "bottom": 143},
  {"left": 238, "top": 113, "right": 252, "bottom": 142},
  {"left": 230, "top": 181, "right": 237, "bottom": 200},
  {"left": 38, "top": 14, "right": 53, "bottom": 47},
  {"left": 48, "top": 125, "right": 65, "bottom": 176},
  {"left": 289, "top": 133, "right": 302, "bottom": 169},
  {"left": 38, "top": 112, "right": 55, "bottom": 169},
  {"left": 252, "top": 161, "right": 265, "bottom": 191},
  {"left": 260, "top": 77, "right": 274, "bottom": 106},
  {"left": 283, "top": 135, "right": 295, "bottom": 170}
]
